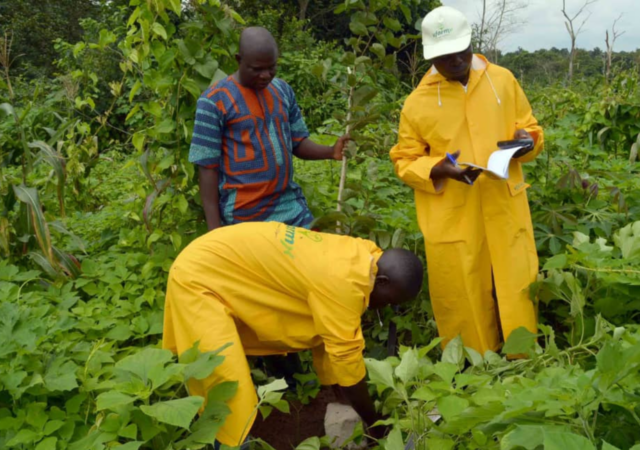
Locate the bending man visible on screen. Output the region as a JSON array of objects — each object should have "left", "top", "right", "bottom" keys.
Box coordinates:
[{"left": 162, "top": 222, "right": 424, "bottom": 445}]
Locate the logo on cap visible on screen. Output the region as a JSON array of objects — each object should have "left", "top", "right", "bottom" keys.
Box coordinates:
[{"left": 433, "top": 23, "right": 453, "bottom": 39}]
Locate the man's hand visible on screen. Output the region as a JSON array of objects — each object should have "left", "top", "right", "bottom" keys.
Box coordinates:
[
  {"left": 513, "top": 129, "right": 534, "bottom": 158},
  {"left": 335, "top": 378, "right": 389, "bottom": 440},
  {"left": 332, "top": 135, "right": 351, "bottom": 161},
  {"left": 198, "top": 166, "right": 222, "bottom": 231},
  {"left": 430, "top": 150, "right": 481, "bottom": 185}
]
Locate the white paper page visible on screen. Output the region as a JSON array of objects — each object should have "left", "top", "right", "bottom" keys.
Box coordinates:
[{"left": 486, "top": 146, "right": 523, "bottom": 179}]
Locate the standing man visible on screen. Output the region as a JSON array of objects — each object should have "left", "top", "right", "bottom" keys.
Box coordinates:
[
  {"left": 190, "top": 26, "right": 349, "bottom": 230},
  {"left": 189, "top": 26, "right": 349, "bottom": 383},
  {"left": 389, "top": 6, "right": 544, "bottom": 354},
  {"left": 163, "top": 222, "right": 424, "bottom": 445}
]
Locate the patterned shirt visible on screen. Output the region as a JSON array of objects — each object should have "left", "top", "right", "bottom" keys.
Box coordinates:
[{"left": 189, "top": 76, "right": 314, "bottom": 228}]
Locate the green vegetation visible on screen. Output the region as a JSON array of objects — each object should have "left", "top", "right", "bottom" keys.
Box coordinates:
[{"left": 1, "top": 0, "right": 639, "bottom": 449}]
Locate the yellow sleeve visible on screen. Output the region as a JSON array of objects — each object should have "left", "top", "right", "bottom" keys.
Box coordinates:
[
  {"left": 513, "top": 78, "right": 544, "bottom": 163},
  {"left": 312, "top": 344, "right": 338, "bottom": 386},
  {"left": 307, "top": 289, "right": 366, "bottom": 388},
  {"left": 390, "top": 109, "right": 446, "bottom": 194}
]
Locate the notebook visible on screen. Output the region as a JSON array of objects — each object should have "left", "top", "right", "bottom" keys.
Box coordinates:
[{"left": 458, "top": 146, "right": 524, "bottom": 180}]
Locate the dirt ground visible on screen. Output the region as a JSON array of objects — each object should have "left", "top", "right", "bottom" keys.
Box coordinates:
[{"left": 251, "top": 387, "right": 341, "bottom": 449}]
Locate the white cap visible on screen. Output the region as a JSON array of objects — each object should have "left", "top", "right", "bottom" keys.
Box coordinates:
[{"left": 421, "top": 6, "right": 472, "bottom": 60}]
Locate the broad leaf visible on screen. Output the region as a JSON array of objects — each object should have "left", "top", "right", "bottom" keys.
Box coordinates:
[
  {"left": 257, "top": 378, "right": 287, "bottom": 398},
  {"left": 96, "top": 391, "right": 136, "bottom": 411},
  {"left": 437, "top": 396, "right": 469, "bottom": 422},
  {"left": 140, "top": 396, "right": 203, "bottom": 429},
  {"left": 543, "top": 431, "right": 595, "bottom": 450},
  {"left": 442, "top": 336, "right": 464, "bottom": 365},
  {"left": 116, "top": 348, "right": 173, "bottom": 385},
  {"left": 395, "top": 348, "right": 419, "bottom": 384},
  {"left": 365, "top": 358, "right": 395, "bottom": 390},
  {"left": 384, "top": 427, "right": 403, "bottom": 450},
  {"left": 502, "top": 327, "right": 536, "bottom": 355}
]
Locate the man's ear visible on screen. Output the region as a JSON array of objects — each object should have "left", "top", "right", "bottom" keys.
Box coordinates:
[
  {"left": 375, "top": 274, "right": 390, "bottom": 286},
  {"left": 235, "top": 53, "right": 241, "bottom": 64}
]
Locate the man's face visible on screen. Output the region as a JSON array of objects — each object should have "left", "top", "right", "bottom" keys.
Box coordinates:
[
  {"left": 237, "top": 51, "right": 277, "bottom": 90},
  {"left": 432, "top": 45, "right": 473, "bottom": 82}
]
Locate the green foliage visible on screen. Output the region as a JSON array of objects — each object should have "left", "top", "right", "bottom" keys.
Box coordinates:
[
  {"left": 1, "top": 1, "right": 639, "bottom": 449},
  {"left": 367, "top": 322, "right": 640, "bottom": 449}
]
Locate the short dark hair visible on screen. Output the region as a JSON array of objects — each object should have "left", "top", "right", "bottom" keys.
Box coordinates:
[{"left": 382, "top": 248, "right": 424, "bottom": 300}]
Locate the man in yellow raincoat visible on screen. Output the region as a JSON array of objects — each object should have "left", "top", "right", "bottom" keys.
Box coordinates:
[
  {"left": 163, "top": 222, "right": 423, "bottom": 446},
  {"left": 389, "top": 6, "right": 543, "bottom": 355}
]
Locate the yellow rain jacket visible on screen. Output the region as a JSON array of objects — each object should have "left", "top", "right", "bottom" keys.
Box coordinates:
[
  {"left": 163, "top": 222, "right": 381, "bottom": 446},
  {"left": 390, "top": 55, "right": 543, "bottom": 354}
]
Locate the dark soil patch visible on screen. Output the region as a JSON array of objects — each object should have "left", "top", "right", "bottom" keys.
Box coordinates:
[{"left": 251, "top": 388, "right": 342, "bottom": 450}]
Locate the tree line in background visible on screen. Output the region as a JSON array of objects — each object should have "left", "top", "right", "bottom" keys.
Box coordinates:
[{"left": 2, "top": 0, "right": 639, "bottom": 86}]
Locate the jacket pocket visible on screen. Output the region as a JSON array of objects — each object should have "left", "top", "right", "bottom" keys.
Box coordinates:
[{"left": 507, "top": 180, "right": 530, "bottom": 197}]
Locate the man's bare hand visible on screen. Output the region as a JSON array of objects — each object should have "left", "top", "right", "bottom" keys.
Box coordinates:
[
  {"left": 332, "top": 134, "right": 351, "bottom": 161},
  {"left": 430, "top": 150, "right": 481, "bottom": 185},
  {"left": 513, "top": 129, "right": 534, "bottom": 158}
]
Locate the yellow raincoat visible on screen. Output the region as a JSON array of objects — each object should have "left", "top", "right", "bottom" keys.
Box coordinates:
[
  {"left": 390, "top": 55, "right": 543, "bottom": 354},
  {"left": 162, "top": 222, "right": 381, "bottom": 446}
]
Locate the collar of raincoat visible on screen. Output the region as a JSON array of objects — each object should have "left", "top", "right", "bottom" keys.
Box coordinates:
[
  {"left": 363, "top": 249, "right": 383, "bottom": 312},
  {"left": 423, "top": 54, "right": 489, "bottom": 86}
]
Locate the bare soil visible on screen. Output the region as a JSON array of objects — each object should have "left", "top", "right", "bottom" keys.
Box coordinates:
[{"left": 251, "top": 388, "right": 340, "bottom": 450}]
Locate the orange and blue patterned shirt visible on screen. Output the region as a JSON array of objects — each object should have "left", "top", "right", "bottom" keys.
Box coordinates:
[{"left": 189, "top": 76, "right": 314, "bottom": 228}]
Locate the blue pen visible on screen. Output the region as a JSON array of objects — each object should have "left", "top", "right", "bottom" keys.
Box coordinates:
[{"left": 446, "top": 152, "right": 473, "bottom": 185}]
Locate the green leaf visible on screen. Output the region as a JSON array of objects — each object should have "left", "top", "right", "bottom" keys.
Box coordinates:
[
  {"left": 98, "top": 29, "right": 116, "bottom": 48},
  {"left": 502, "top": 327, "right": 536, "bottom": 356},
  {"left": 383, "top": 17, "right": 402, "bottom": 32},
  {"left": 129, "top": 80, "right": 142, "bottom": 103},
  {"left": 384, "top": 427, "right": 403, "bottom": 450},
  {"left": 437, "top": 396, "right": 469, "bottom": 421},
  {"left": 151, "top": 23, "right": 168, "bottom": 40},
  {"left": 464, "top": 347, "right": 484, "bottom": 367},
  {"left": 35, "top": 437, "right": 58, "bottom": 450},
  {"left": 7, "top": 429, "right": 38, "bottom": 446},
  {"left": 0, "top": 102, "right": 15, "bottom": 118},
  {"left": 96, "top": 391, "right": 136, "bottom": 411},
  {"left": 426, "top": 437, "right": 455, "bottom": 450},
  {"left": 44, "top": 360, "right": 78, "bottom": 392},
  {"left": 194, "top": 58, "right": 219, "bottom": 79},
  {"left": 370, "top": 43, "right": 385, "bottom": 59},
  {"left": 602, "top": 442, "right": 621, "bottom": 450},
  {"left": 207, "top": 381, "right": 238, "bottom": 404},
  {"left": 296, "top": 437, "right": 322, "bottom": 450},
  {"left": 13, "top": 185, "right": 54, "bottom": 265},
  {"left": 433, "top": 362, "right": 458, "bottom": 384},
  {"left": 352, "top": 85, "right": 378, "bottom": 107},
  {"left": 167, "top": 0, "right": 181, "bottom": 15},
  {"left": 395, "top": 348, "right": 419, "bottom": 384},
  {"left": 119, "top": 424, "right": 138, "bottom": 440},
  {"left": 442, "top": 336, "right": 464, "bottom": 365},
  {"left": 349, "top": 19, "right": 368, "bottom": 36},
  {"left": 140, "top": 397, "right": 203, "bottom": 429},
  {"left": 543, "top": 431, "right": 595, "bottom": 450},
  {"left": 412, "top": 386, "right": 437, "bottom": 402},
  {"left": 43, "top": 420, "right": 64, "bottom": 435},
  {"left": 183, "top": 351, "right": 224, "bottom": 381},
  {"left": 26, "top": 403, "right": 48, "bottom": 430},
  {"left": 114, "top": 442, "right": 144, "bottom": 450},
  {"left": 543, "top": 254, "right": 568, "bottom": 270},
  {"left": 116, "top": 348, "right": 174, "bottom": 384},
  {"left": 613, "top": 221, "right": 640, "bottom": 259},
  {"left": 257, "top": 378, "right": 288, "bottom": 398},
  {"left": 501, "top": 425, "right": 544, "bottom": 450},
  {"left": 132, "top": 132, "right": 146, "bottom": 152},
  {"left": 365, "top": 358, "right": 395, "bottom": 390}
]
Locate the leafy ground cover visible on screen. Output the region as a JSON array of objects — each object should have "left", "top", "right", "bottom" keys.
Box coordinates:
[{"left": 1, "top": 1, "right": 640, "bottom": 449}]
